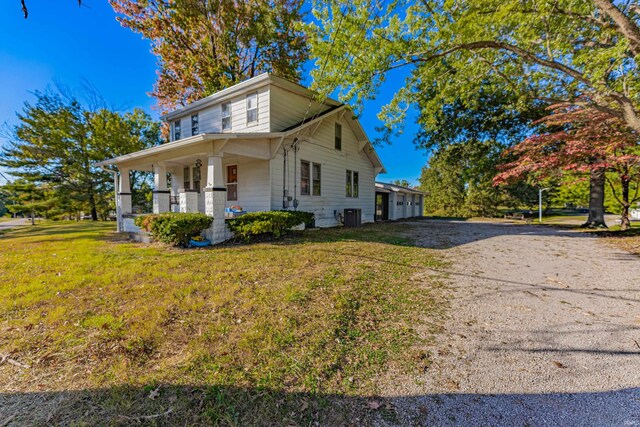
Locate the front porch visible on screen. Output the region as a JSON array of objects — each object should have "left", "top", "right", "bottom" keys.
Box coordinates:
[{"left": 104, "top": 133, "right": 281, "bottom": 244}]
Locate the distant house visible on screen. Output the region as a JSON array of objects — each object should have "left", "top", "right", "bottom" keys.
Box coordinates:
[{"left": 97, "top": 74, "right": 423, "bottom": 244}]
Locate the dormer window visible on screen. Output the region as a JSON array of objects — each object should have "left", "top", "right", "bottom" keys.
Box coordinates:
[
  {"left": 222, "top": 102, "right": 231, "bottom": 130},
  {"left": 246, "top": 92, "right": 258, "bottom": 124},
  {"left": 191, "top": 114, "right": 199, "bottom": 136},
  {"left": 173, "top": 120, "right": 181, "bottom": 141}
]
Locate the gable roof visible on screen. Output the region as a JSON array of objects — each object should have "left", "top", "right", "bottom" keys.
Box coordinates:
[
  {"left": 375, "top": 181, "right": 426, "bottom": 195},
  {"left": 162, "top": 73, "right": 341, "bottom": 121}
]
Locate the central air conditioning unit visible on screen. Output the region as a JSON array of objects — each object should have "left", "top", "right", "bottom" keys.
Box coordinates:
[{"left": 344, "top": 208, "right": 362, "bottom": 227}]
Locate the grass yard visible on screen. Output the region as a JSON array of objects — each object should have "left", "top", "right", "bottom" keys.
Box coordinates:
[{"left": 0, "top": 221, "right": 446, "bottom": 426}]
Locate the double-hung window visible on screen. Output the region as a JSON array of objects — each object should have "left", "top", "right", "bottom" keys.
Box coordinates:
[
  {"left": 191, "top": 114, "right": 199, "bottom": 136},
  {"left": 300, "top": 161, "right": 310, "bottom": 195},
  {"left": 246, "top": 92, "right": 258, "bottom": 124},
  {"left": 183, "top": 167, "right": 190, "bottom": 190},
  {"left": 312, "top": 163, "right": 321, "bottom": 196},
  {"left": 346, "top": 170, "right": 359, "bottom": 197},
  {"left": 335, "top": 122, "right": 342, "bottom": 150},
  {"left": 222, "top": 102, "right": 232, "bottom": 130},
  {"left": 173, "top": 120, "right": 181, "bottom": 141},
  {"left": 301, "top": 160, "right": 321, "bottom": 196}
]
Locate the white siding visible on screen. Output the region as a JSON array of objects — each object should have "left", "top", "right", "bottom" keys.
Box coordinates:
[
  {"left": 269, "top": 85, "right": 328, "bottom": 132},
  {"left": 169, "top": 86, "right": 270, "bottom": 140},
  {"left": 270, "top": 117, "right": 376, "bottom": 227},
  {"left": 222, "top": 158, "right": 270, "bottom": 212}
]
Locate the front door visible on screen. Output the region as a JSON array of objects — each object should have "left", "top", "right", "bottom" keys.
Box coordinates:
[
  {"left": 226, "top": 164, "right": 238, "bottom": 202},
  {"left": 375, "top": 192, "right": 389, "bottom": 221}
]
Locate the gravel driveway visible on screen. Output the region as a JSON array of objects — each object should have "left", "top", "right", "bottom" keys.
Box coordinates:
[{"left": 379, "top": 219, "right": 640, "bottom": 427}]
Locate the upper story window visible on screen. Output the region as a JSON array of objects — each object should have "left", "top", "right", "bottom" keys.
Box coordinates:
[
  {"left": 191, "top": 114, "right": 199, "bottom": 136},
  {"left": 335, "top": 122, "right": 342, "bottom": 150},
  {"left": 346, "top": 170, "right": 359, "bottom": 197},
  {"left": 222, "top": 102, "right": 232, "bottom": 130},
  {"left": 246, "top": 92, "right": 258, "bottom": 124},
  {"left": 173, "top": 120, "right": 181, "bottom": 141}
]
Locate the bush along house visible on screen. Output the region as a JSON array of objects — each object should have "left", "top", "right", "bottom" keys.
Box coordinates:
[{"left": 97, "top": 73, "right": 424, "bottom": 244}]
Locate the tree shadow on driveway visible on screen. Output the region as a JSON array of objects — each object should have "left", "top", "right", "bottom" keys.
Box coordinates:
[{"left": 1, "top": 385, "right": 638, "bottom": 426}]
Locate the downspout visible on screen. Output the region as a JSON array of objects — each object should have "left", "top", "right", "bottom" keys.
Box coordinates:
[
  {"left": 293, "top": 138, "right": 298, "bottom": 210},
  {"left": 282, "top": 146, "right": 287, "bottom": 209},
  {"left": 100, "top": 165, "right": 121, "bottom": 232}
]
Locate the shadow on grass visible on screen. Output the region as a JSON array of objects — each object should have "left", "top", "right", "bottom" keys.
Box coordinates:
[
  {"left": 0, "top": 221, "right": 123, "bottom": 244},
  {"left": 1, "top": 385, "right": 638, "bottom": 426}
]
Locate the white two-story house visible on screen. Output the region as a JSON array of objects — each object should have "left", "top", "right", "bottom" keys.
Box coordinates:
[{"left": 97, "top": 73, "right": 423, "bottom": 243}]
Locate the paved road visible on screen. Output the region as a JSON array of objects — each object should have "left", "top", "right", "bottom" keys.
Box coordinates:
[
  {"left": 0, "top": 218, "right": 31, "bottom": 232},
  {"left": 378, "top": 220, "right": 640, "bottom": 427}
]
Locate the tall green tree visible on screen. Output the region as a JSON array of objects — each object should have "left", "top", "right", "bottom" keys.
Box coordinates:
[
  {"left": 420, "top": 139, "right": 540, "bottom": 217},
  {"left": 0, "top": 180, "right": 48, "bottom": 224},
  {"left": 0, "top": 91, "right": 161, "bottom": 220},
  {"left": 307, "top": 0, "right": 640, "bottom": 132},
  {"left": 111, "top": 0, "right": 308, "bottom": 112}
]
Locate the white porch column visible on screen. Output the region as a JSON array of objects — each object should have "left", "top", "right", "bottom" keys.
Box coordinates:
[
  {"left": 153, "top": 165, "right": 171, "bottom": 213},
  {"left": 204, "top": 155, "right": 228, "bottom": 243},
  {"left": 170, "top": 171, "right": 180, "bottom": 213},
  {"left": 118, "top": 168, "right": 132, "bottom": 215}
]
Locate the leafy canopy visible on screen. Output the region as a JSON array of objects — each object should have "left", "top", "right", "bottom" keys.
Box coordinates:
[
  {"left": 111, "top": 0, "right": 309, "bottom": 112},
  {"left": 307, "top": 0, "right": 640, "bottom": 133}
]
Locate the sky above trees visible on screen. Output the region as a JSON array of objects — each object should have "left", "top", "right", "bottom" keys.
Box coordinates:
[{"left": 0, "top": 1, "right": 424, "bottom": 185}]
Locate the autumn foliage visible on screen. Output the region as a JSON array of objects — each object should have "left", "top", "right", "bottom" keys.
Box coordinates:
[
  {"left": 110, "top": 0, "right": 308, "bottom": 113},
  {"left": 495, "top": 105, "right": 640, "bottom": 229}
]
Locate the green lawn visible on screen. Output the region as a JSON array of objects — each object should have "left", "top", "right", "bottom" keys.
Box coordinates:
[{"left": 0, "top": 221, "right": 446, "bottom": 426}]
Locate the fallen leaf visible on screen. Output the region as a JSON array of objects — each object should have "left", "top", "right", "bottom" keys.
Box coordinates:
[
  {"left": 368, "top": 400, "right": 382, "bottom": 410},
  {"left": 148, "top": 387, "right": 160, "bottom": 400},
  {"left": 300, "top": 400, "right": 308, "bottom": 411},
  {"left": 553, "top": 361, "right": 566, "bottom": 369}
]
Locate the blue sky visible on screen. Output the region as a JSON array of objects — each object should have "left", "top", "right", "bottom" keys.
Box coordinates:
[{"left": 0, "top": 1, "right": 427, "bottom": 185}]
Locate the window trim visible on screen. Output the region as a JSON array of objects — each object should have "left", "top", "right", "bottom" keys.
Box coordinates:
[
  {"left": 300, "top": 160, "right": 311, "bottom": 196},
  {"left": 174, "top": 119, "right": 181, "bottom": 141},
  {"left": 334, "top": 122, "right": 342, "bottom": 151},
  {"left": 312, "top": 163, "right": 321, "bottom": 196},
  {"left": 221, "top": 101, "right": 232, "bottom": 131},
  {"left": 300, "top": 160, "right": 321, "bottom": 196},
  {"left": 226, "top": 164, "right": 238, "bottom": 201},
  {"left": 246, "top": 92, "right": 258, "bottom": 125},
  {"left": 346, "top": 169, "right": 359, "bottom": 198},
  {"left": 191, "top": 114, "right": 199, "bottom": 136},
  {"left": 183, "top": 166, "right": 190, "bottom": 190}
]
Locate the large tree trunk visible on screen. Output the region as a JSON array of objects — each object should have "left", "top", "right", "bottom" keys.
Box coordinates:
[
  {"left": 88, "top": 190, "right": 98, "bottom": 221},
  {"left": 620, "top": 177, "right": 631, "bottom": 231},
  {"left": 582, "top": 167, "right": 607, "bottom": 228}
]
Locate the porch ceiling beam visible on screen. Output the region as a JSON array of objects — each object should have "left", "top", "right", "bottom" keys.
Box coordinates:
[
  {"left": 309, "top": 119, "right": 324, "bottom": 137},
  {"left": 358, "top": 139, "right": 369, "bottom": 152},
  {"left": 214, "top": 138, "right": 231, "bottom": 155},
  {"left": 271, "top": 136, "right": 287, "bottom": 159}
]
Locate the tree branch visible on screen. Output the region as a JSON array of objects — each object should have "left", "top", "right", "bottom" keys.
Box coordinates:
[{"left": 593, "top": 0, "right": 640, "bottom": 56}]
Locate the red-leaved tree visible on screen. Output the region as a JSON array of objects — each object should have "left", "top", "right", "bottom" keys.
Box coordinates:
[{"left": 495, "top": 106, "right": 640, "bottom": 230}]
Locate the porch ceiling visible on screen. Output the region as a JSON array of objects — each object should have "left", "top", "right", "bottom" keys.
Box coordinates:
[{"left": 97, "top": 133, "right": 283, "bottom": 171}]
